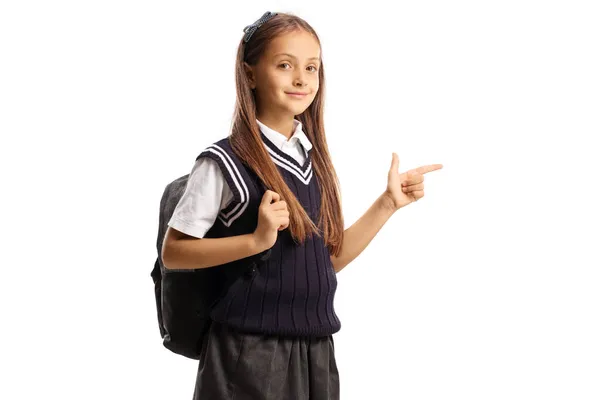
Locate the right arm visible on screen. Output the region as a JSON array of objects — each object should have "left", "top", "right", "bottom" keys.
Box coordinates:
[
  {"left": 163, "top": 189, "right": 288, "bottom": 270},
  {"left": 161, "top": 227, "right": 264, "bottom": 270},
  {"left": 161, "top": 156, "right": 288, "bottom": 270}
]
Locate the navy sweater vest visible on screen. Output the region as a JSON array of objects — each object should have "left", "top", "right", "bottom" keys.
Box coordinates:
[{"left": 197, "top": 134, "right": 341, "bottom": 337}]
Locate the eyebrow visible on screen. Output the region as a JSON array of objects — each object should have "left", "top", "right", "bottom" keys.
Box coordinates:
[{"left": 274, "top": 53, "right": 321, "bottom": 62}]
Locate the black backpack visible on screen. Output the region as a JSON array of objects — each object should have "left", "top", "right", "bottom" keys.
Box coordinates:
[{"left": 151, "top": 173, "right": 269, "bottom": 359}]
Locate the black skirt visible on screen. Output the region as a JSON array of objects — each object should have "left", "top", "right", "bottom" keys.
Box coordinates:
[{"left": 192, "top": 319, "right": 340, "bottom": 400}]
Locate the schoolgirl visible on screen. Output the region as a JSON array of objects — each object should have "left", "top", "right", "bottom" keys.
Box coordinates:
[{"left": 161, "top": 10, "right": 443, "bottom": 400}]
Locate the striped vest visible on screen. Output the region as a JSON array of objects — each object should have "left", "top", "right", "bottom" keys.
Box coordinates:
[{"left": 199, "top": 134, "right": 341, "bottom": 337}]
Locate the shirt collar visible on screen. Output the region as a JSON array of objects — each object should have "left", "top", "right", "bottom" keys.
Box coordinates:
[{"left": 256, "top": 118, "right": 313, "bottom": 152}]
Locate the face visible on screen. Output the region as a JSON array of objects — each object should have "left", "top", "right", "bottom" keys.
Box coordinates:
[{"left": 245, "top": 30, "right": 321, "bottom": 119}]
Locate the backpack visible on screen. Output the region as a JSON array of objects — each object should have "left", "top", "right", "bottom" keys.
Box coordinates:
[
  {"left": 151, "top": 172, "right": 269, "bottom": 359},
  {"left": 150, "top": 173, "right": 213, "bottom": 360}
]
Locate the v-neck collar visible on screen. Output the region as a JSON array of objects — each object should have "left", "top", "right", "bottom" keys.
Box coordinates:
[
  {"left": 256, "top": 118, "right": 313, "bottom": 154},
  {"left": 260, "top": 131, "right": 313, "bottom": 185}
]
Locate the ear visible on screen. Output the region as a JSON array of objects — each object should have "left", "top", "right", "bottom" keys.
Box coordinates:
[{"left": 243, "top": 62, "right": 256, "bottom": 89}]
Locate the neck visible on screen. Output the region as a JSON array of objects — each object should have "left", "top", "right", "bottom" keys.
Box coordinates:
[{"left": 256, "top": 111, "right": 296, "bottom": 141}]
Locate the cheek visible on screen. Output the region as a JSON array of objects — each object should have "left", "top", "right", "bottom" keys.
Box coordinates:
[
  {"left": 310, "top": 76, "right": 319, "bottom": 90},
  {"left": 266, "top": 74, "right": 285, "bottom": 88}
]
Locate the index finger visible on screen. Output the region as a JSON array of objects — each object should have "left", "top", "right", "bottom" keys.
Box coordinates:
[{"left": 417, "top": 164, "right": 444, "bottom": 174}]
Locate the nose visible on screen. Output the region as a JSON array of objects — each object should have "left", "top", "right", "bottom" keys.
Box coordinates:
[
  {"left": 294, "top": 81, "right": 308, "bottom": 89},
  {"left": 293, "top": 72, "right": 308, "bottom": 87}
]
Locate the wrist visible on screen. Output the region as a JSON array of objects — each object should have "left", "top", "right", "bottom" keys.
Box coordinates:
[
  {"left": 249, "top": 232, "right": 266, "bottom": 254},
  {"left": 380, "top": 191, "right": 398, "bottom": 214}
]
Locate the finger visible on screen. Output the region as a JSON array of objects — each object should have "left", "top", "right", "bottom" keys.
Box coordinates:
[
  {"left": 262, "top": 190, "right": 280, "bottom": 206},
  {"left": 417, "top": 164, "right": 443, "bottom": 174},
  {"left": 261, "top": 190, "right": 273, "bottom": 206},
  {"left": 278, "top": 218, "right": 289, "bottom": 230},
  {"left": 270, "top": 191, "right": 281, "bottom": 203},
  {"left": 402, "top": 172, "right": 423, "bottom": 187},
  {"left": 402, "top": 183, "right": 424, "bottom": 192},
  {"left": 274, "top": 210, "right": 289, "bottom": 219},
  {"left": 267, "top": 190, "right": 280, "bottom": 204},
  {"left": 390, "top": 152, "right": 399, "bottom": 172},
  {"left": 270, "top": 200, "right": 288, "bottom": 211},
  {"left": 274, "top": 210, "right": 289, "bottom": 218}
]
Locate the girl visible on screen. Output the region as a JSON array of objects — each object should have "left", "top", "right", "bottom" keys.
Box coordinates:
[{"left": 162, "top": 11, "right": 443, "bottom": 400}]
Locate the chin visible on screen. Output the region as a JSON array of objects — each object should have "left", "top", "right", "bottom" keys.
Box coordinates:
[
  {"left": 282, "top": 103, "right": 305, "bottom": 114},
  {"left": 292, "top": 108, "right": 309, "bottom": 116}
]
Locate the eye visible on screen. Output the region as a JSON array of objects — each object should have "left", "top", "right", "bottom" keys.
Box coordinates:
[{"left": 279, "top": 63, "right": 319, "bottom": 72}]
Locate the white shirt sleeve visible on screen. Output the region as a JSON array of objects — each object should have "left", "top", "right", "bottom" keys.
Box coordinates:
[{"left": 167, "top": 157, "right": 234, "bottom": 238}]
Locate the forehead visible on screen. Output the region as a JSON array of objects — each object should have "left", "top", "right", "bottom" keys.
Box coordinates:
[{"left": 265, "top": 30, "right": 321, "bottom": 60}]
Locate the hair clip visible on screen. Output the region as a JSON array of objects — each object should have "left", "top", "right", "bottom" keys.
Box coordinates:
[{"left": 243, "top": 11, "right": 278, "bottom": 43}]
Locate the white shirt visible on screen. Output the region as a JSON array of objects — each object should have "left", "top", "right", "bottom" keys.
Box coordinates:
[{"left": 168, "top": 118, "right": 313, "bottom": 238}]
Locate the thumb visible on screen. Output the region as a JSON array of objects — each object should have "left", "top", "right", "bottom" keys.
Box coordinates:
[
  {"left": 261, "top": 190, "right": 273, "bottom": 205},
  {"left": 261, "top": 190, "right": 280, "bottom": 205},
  {"left": 390, "top": 152, "right": 399, "bottom": 172}
]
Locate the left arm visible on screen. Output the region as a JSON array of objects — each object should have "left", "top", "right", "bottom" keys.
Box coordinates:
[
  {"left": 330, "top": 192, "right": 396, "bottom": 273},
  {"left": 330, "top": 152, "right": 443, "bottom": 273}
]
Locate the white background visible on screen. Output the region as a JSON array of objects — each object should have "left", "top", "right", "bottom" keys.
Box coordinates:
[{"left": 2, "top": 1, "right": 599, "bottom": 399}]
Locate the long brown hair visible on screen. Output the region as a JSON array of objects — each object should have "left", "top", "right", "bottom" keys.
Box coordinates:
[{"left": 227, "top": 12, "right": 344, "bottom": 257}]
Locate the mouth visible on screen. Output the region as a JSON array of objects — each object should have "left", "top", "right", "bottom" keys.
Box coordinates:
[{"left": 286, "top": 92, "right": 308, "bottom": 98}]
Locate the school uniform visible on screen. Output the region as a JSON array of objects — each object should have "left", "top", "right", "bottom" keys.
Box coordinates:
[{"left": 168, "top": 118, "right": 341, "bottom": 400}]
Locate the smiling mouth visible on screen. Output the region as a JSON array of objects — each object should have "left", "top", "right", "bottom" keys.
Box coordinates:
[{"left": 286, "top": 92, "right": 308, "bottom": 98}]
